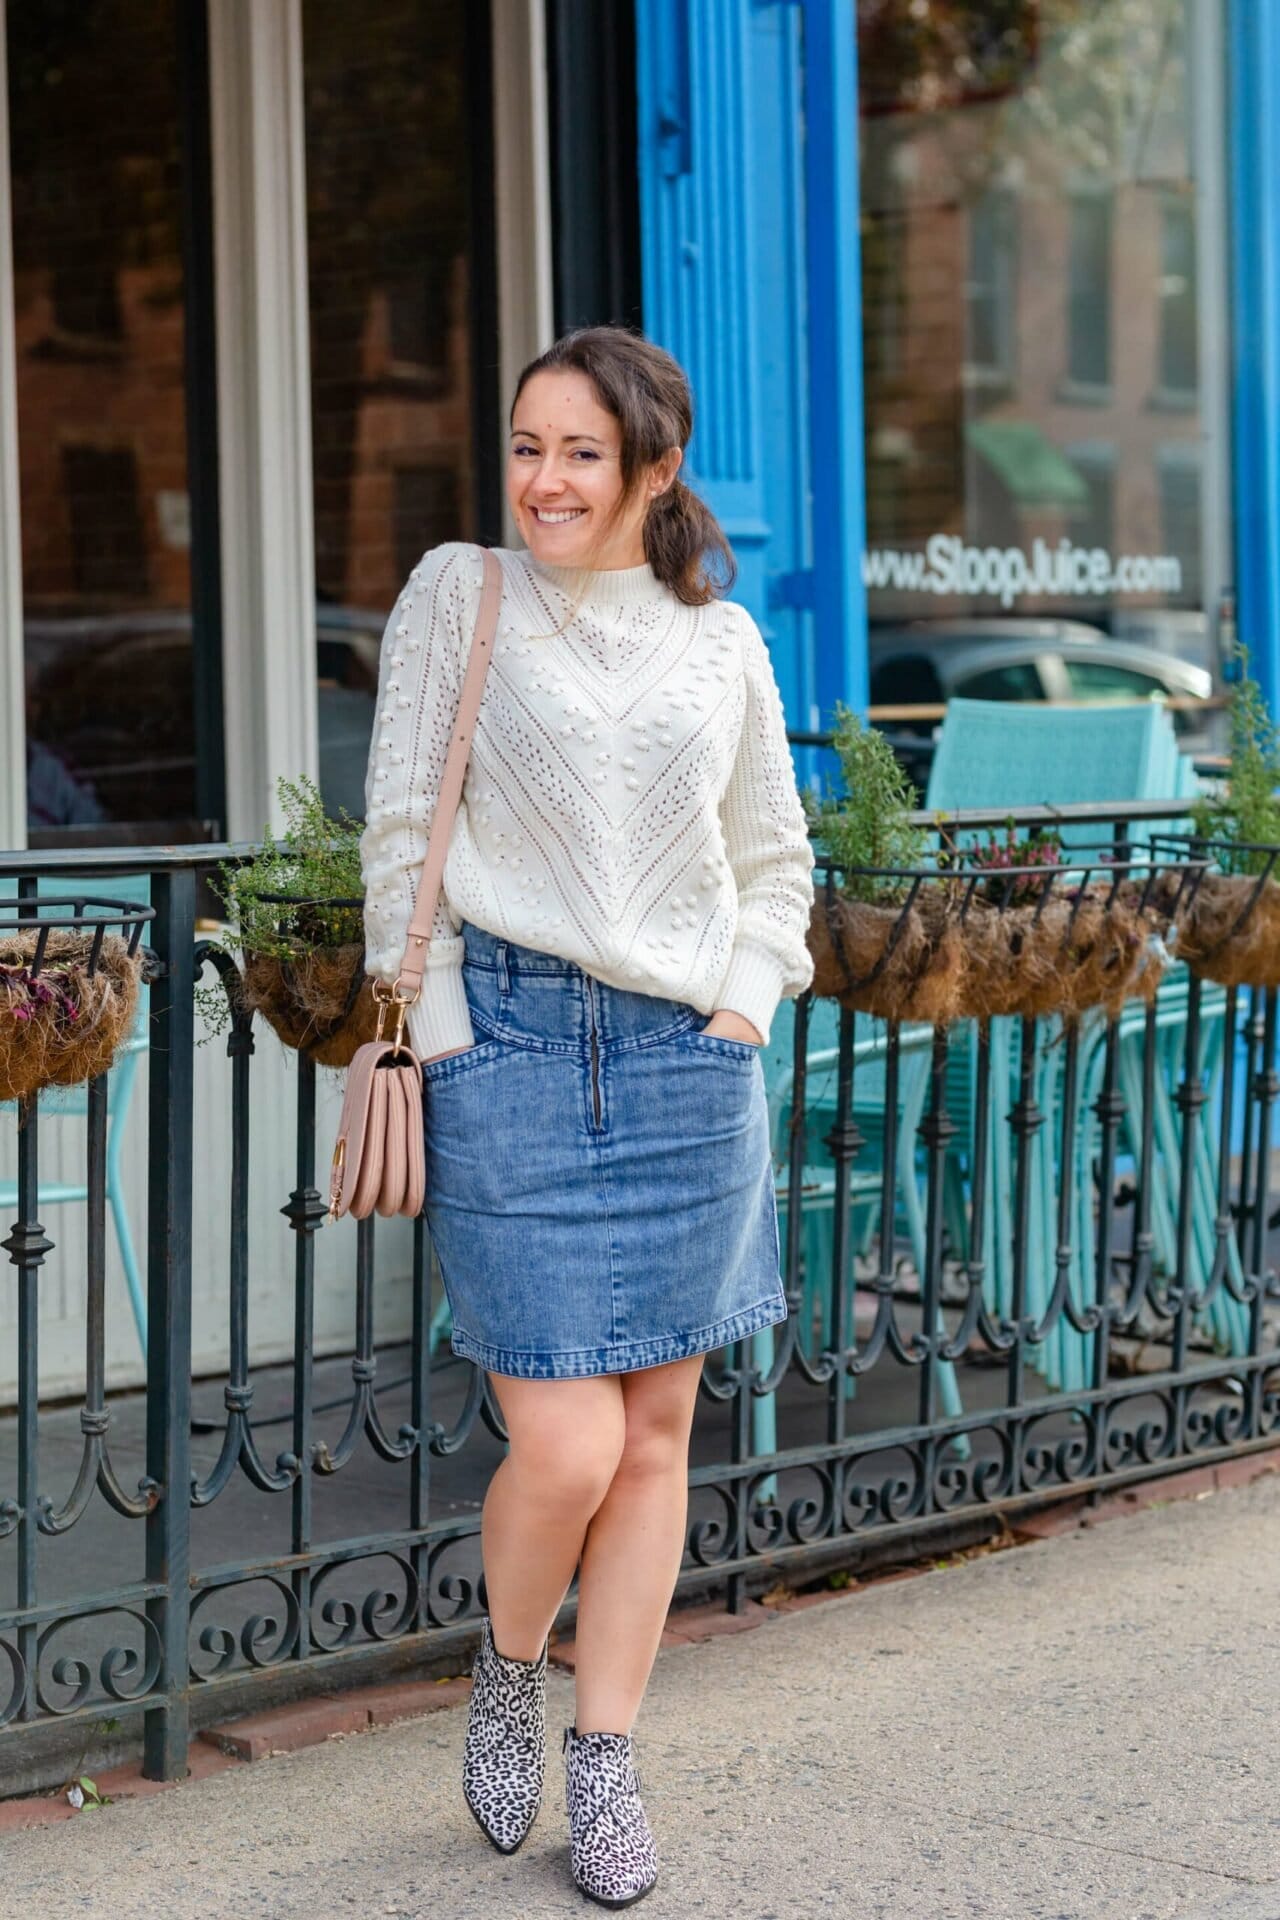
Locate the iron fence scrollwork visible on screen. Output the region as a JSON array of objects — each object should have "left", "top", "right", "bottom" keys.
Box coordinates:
[{"left": 0, "top": 811, "right": 1276, "bottom": 1784}]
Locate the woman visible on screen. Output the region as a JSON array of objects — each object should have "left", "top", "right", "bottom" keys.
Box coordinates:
[{"left": 361, "top": 326, "right": 814, "bottom": 1907}]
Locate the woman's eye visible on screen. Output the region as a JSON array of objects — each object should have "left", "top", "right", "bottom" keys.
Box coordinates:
[{"left": 511, "top": 443, "right": 601, "bottom": 461}]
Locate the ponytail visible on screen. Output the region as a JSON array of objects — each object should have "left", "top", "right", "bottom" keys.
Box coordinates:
[{"left": 645, "top": 477, "right": 736, "bottom": 606}]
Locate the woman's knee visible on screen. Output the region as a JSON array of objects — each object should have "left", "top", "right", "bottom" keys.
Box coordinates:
[
  {"left": 614, "top": 1361, "right": 702, "bottom": 1483},
  {"left": 495, "top": 1376, "right": 626, "bottom": 1512}
]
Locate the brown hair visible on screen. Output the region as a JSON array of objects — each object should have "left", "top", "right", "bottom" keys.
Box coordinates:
[{"left": 510, "top": 326, "right": 736, "bottom": 606}]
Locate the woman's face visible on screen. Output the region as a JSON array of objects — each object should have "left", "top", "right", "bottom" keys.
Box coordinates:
[{"left": 507, "top": 369, "right": 679, "bottom": 571}]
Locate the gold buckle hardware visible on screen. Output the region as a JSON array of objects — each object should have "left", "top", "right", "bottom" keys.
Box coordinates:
[
  {"left": 327, "top": 1138, "right": 346, "bottom": 1222},
  {"left": 373, "top": 977, "right": 419, "bottom": 1052}
]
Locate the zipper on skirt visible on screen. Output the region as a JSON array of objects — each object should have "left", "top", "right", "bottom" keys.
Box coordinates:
[{"left": 588, "top": 990, "right": 603, "bottom": 1129}]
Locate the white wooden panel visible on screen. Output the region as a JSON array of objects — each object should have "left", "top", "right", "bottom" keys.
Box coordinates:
[
  {"left": 492, "top": 0, "right": 554, "bottom": 549},
  {"left": 208, "top": 0, "right": 319, "bottom": 840}
]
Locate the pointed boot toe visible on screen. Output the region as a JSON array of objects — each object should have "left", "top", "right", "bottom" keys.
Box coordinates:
[
  {"left": 564, "top": 1726, "right": 658, "bottom": 1908},
  {"left": 462, "top": 1618, "right": 547, "bottom": 1854}
]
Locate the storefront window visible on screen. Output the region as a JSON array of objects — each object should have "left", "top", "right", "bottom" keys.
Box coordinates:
[
  {"left": 303, "top": 0, "right": 495, "bottom": 819},
  {"left": 858, "top": 0, "right": 1228, "bottom": 747},
  {"left": 8, "top": 2, "right": 197, "bottom": 837}
]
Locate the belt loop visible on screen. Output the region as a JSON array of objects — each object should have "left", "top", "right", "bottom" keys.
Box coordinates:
[{"left": 496, "top": 940, "right": 511, "bottom": 999}]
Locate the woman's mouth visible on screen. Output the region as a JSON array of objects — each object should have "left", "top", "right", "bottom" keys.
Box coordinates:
[{"left": 530, "top": 507, "right": 587, "bottom": 525}]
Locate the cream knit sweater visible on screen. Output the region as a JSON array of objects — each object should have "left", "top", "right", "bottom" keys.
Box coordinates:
[{"left": 361, "top": 542, "right": 815, "bottom": 1058}]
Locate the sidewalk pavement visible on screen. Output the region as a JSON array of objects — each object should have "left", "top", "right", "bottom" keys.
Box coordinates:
[{"left": 4, "top": 1470, "right": 1279, "bottom": 1920}]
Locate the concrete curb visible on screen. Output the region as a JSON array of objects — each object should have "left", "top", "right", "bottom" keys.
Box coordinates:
[{"left": 2, "top": 1441, "right": 1275, "bottom": 1836}]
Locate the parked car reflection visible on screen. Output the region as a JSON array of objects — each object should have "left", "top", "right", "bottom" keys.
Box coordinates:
[
  {"left": 867, "top": 617, "right": 1221, "bottom": 792},
  {"left": 870, "top": 616, "right": 1218, "bottom": 754},
  {"left": 24, "top": 604, "right": 387, "bottom": 833}
]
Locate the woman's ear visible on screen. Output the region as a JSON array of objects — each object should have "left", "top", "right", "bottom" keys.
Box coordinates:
[{"left": 649, "top": 447, "right": 683, "bottom": 498}]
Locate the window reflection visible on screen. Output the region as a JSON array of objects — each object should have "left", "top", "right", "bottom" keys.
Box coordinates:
[
  {"left": 9, "top": 1, "right": 195, "bottom": 836},
  {"left": 303, "top": 0, "right": 487, "bottom": 822},
  {"left": 1158, "top": 196, "right": 1198, "bottom": 396},
  {"left": 1066, "top": 192, "right": 1112, "bottom": 391},
  {"left": 858, "top": 0, "right": 1223, "bottom": 751}
]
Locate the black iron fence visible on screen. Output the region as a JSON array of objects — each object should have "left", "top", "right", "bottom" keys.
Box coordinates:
[{"left": 2, "top": 804, "right": 1278, "bottom": 1787}]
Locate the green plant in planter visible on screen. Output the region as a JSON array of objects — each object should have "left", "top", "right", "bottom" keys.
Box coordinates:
[
  {"left": 803, "top": 708, "right": 963, "bottom": 1023},
  {"left": 803, "top": 704, "right": 926, "bottom": 900},
  {"left": 1191, "top": 646, "right": 1280, "bottom": 874},
  {"left": 196, "top": 776, "right": 364, "bottom": 1041}
]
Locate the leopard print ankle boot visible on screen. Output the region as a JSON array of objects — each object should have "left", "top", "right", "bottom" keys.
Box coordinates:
[
  {"left": 563, "top": 1726, "right": 658, "bottom": 1909},
  {"left": 462, "top": 1618, "right": 547, "bottom": 1853}
]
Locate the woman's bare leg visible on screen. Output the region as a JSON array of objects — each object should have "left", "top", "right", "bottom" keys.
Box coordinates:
[
  {"left": 482, "top": 1373, "right": 627, "bottom": 1661},
  {"left": 572, "top": 1355, "right": 704, "bottom": 1732}
]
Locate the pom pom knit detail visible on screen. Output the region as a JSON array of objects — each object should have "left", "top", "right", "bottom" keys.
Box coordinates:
[{"left": 360, "top": 543, "right": 815, "bottom": 1057}]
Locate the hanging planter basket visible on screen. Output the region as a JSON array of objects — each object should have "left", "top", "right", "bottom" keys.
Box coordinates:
[
  {"left": 0, "top": 897, "right": 153, "bottom": 1104},
  {"left": 955, "top": 856, "right": 1202, "bottom": 1022},
  {"left": 236, "top": 896, "right": 380, "bottom": 1068},
  {"left": 807, "top": 848, "right": 1204, "bottom": 1027},
  {"left": 1153, "top": 841, "right": 1280, "bottom": 989},
  {"left": 807, "top": 878, "right": 966, "bottom": 1025}
]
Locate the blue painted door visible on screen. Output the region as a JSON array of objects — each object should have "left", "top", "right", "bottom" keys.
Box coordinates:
[{"left": 635, "top": 0, "right": 868, "bottom": 762}]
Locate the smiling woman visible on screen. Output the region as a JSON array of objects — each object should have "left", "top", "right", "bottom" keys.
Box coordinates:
[{"left": 358, "top": 324, "right": 814, "bottom": 1908}]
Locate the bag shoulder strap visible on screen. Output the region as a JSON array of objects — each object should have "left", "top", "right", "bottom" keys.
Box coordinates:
[{"left": 394, "top": 546, "right": 502, "bottom": 998}]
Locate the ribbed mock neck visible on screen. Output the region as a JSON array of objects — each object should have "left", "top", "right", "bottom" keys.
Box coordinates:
[{"left": 525, "top": 552, "right": 670, "bottom": 606}]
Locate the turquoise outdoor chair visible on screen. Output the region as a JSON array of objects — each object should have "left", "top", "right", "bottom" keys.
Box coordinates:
[
  {"left": 1099, "top": 985, "right": 1248, "bottom": 1356},
  {"left": 924, "top": 697, "right": 1210, "bottom": 1390},
  {"left": 765, "top": 1008, "right": 935, "bottom": 1354},
  {"left": 752, "top": 1001, "right": 970, "bottom": 1467},
  {"left": 926, "top": 696, "right": 1198, "bottom": 847},
  {"left": 1013, "top": 982, "right": 1249, "bottom": 1395},
  {"left": 0, "top": 1010, "right": 149, "bottom": 1354}
]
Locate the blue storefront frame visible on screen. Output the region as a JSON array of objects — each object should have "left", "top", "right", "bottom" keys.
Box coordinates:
[
  {"left": 634, "top": 0, "right": 866, "bottom": 789},
  {"left": 1229, "top": 0, "right": 1280, "bottom": 717},
  {"left": 798, "top": 0, "right": 868, "bottom": 726}
]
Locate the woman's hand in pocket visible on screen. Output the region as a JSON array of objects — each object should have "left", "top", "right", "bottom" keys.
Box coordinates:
[{"left": 701, "top": 1010, "right": 763, "bottom": 1046}]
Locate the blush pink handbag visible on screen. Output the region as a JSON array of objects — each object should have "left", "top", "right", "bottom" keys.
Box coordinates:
[{"left": 327, "top": 547, "right": 503, "bottom": 1222}]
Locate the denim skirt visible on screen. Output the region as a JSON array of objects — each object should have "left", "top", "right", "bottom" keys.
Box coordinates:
[{"left": 421, "top": 922, "right": 786, "bottom": 1379}]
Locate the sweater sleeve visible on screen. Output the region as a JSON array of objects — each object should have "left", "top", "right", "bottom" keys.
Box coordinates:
[
  {"left": 714, "top": 610, "right": 816, "bottom": 1043},
  {"left": 360, "top": 541, "right": 485, "bottom": 1056}
]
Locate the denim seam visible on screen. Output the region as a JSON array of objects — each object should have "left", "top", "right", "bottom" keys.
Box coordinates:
[
  {"left": 420, "top": 1039, "right": 503, "bottom": 1084},
  {"left": 468, "top": 1008, "right": 573, "bottom": 1056},
  {"left": 678, "top": 1033, "right": 761, "bottom": 1062},
  {"left": 467, "top": 1005, "right": 701, "bottom": 1057},
  {"left": 449, "top": 1292, "right": 788, "bottom": 1380}
]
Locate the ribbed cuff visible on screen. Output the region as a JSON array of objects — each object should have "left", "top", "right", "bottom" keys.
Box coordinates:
[
  {"left": 404, "top": 962, "right": 476, "bottom": 1059},
  {"left": 714, "top": 941, "right": 788, "bottom": 1046}
]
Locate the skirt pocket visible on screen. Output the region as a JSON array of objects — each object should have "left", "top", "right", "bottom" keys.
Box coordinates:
[
  {"left": 421, "top": 1035, "right": 503, "bottom": 1085},
  {"left": 675, "top": 1023, "right": 763, "bottom": 1066}
]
